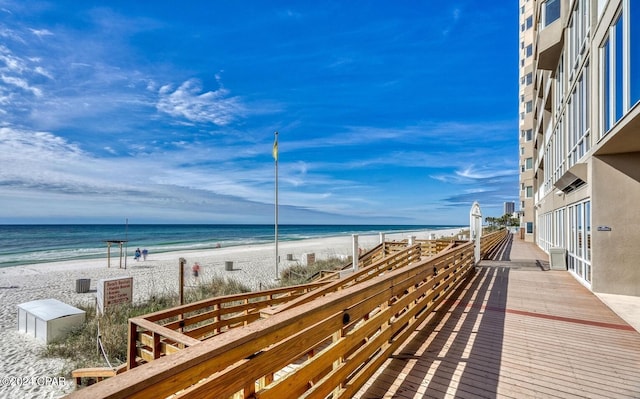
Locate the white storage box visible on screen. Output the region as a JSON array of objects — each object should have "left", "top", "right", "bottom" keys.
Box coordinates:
[{"left": 17, "top": 299, "right": 86, "bottom": 344}]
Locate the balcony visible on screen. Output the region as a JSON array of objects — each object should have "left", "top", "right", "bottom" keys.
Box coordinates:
[
  {"left": 595, "top": 103, "right": 640, "bottom": 155},
  {"left": 536, "top": 0, "right": 565, "bottom": 71}
]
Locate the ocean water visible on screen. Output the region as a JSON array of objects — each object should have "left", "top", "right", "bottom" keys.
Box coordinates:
[{"left": 0, "top": 224, "right": 460, "bottom": 268}]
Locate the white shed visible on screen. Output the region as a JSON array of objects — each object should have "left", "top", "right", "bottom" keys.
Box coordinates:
[{"left": 17, "top": 299, "right": 86, "bottom": 344}]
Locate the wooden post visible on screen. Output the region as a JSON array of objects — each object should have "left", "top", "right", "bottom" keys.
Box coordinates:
[
  {"left": 119, "top": 242, "right": 124, "bottom": 269},
  {"left": 179, "top": 258, "right": 186, "bottom": 306},
  {"left": 179, "top": 257, "right": 186, "bottom": 333},
  {"left": 107, "top": 242, "right": 111, "bottom": 268},
  {"left": 352, "top": 234, "right": 359, "bottom": 271},
  {"left": 153, "top": 332, "right": 161, "bottom": 360},
  {"left": 127, "top": 321, "right": 136, "bottom": 370}
]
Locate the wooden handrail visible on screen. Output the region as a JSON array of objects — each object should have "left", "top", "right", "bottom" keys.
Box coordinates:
[
  {"left": 262, "top": 243, "right": 422, "bottom": 317},
  {"left": 127, "top": 281, "right": 337, "bottom": 368},
  {"left": 127, "top": 243, "right": 423, "bottom": 369}
]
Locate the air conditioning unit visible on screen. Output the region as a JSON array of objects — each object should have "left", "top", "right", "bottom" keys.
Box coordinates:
[{"left": 549, "top": 248, "right": 567, "bottom": 270}]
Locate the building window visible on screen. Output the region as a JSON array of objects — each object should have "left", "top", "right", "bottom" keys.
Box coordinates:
[
  {"left": 526, "top": 72, "right": 533, "bottom": 85},
  {"left": 525, "top": 157, "right": 533, "bottom": 170},
  {"left": 568, "top": 0, "right": 590, "bottom": 71},
  {"left": 568, "top": 200, "right": 591, "bottom": 283},
  {"left": 526, "top": 100, "right": 533, "bottom": 113},
  {"left": 601, "top": 2, "right": 640, "bottom": 136},
  {"left": 526, "top": 222, "right": 533, "bottom": 234},
  {"left": 525, "top": 129, "right": 533, "bottom": 141},
  {"left": 568, "top": 65, "right": 590, "bottom": 167},
  {"left": 615, "top": 16, "right": 624, "bottom": 122},
  {"left": 526, "top": 15, "right": 533, "bottom": 30},
  {"left": 554, "top": 208, "right": 565, "bottom": 248},
  {"left": 602, "top": 15, "right": 623, "bottom": 132},
  {"left": 526, "top": 44, "right": 533, "bottom": 58},
  {"left": 631, "top": 0, "right": 640, "bottom": 107},
  {"left": 543, "top": 0, "right": 561, "bottom": 27},
  {"left": 525, "top": 186, "right": 533, "bottom": 198}
]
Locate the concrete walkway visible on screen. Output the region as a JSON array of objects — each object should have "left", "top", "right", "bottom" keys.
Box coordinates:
[{"left": 357, "top": 234, "right": 640, "bottom": 398}]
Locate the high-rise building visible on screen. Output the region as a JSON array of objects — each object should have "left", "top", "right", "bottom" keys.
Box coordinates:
[
  {"left": 504, "top": 201, "right": 516, "bottom": 216},
  {"left": 518, "top": 0, "right": 640, "bottom": 296},
  {"left": 519, "top": 0, "right": 536, "bottom": 242}
]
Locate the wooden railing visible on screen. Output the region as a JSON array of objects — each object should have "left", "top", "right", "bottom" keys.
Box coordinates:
[
  {"left": 127, "top": 242, "right": 422, "bottom": 368},
  {"left": 480, "top": 228, "right": 508, "bottom": 259},
  {"left": 262, "top": 243, "right": 422, "bottom": 317},
  {"left": 67, "top": 229, "right": 506, "bottom": 399},
  {"left": 128, "top": 282, "right": 332, "bottom": 368}
]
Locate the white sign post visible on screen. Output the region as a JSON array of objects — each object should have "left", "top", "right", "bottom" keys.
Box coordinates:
[
  {"left": 470, "top": 201, "right": 483, "bottom": 264},
  {"left": 97, "top": 276, "right": 133, "bottom": 314}
]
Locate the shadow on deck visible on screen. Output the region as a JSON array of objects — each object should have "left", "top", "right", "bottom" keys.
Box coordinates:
[{"left": 357, "top": 234, "right": 640, "bottom": 398}]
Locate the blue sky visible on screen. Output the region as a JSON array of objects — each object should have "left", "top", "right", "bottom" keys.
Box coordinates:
[{"left": 0, "top": 1, "right": 518, "bottom": 225}]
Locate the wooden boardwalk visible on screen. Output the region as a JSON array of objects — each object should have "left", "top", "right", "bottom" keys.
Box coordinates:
[{"left": 357, "top": 234, "right": 640, "bottom": 399}]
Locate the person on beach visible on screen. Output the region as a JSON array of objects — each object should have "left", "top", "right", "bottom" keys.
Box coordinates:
[
  {"left": 192, "top": 262, "right": 201, "bottom": 279},
  {"left": 134, "top": 248, "right": 141, "bottom": 261},
  {"left": 142, "top": 248, "right": 148, "bottom": 261}
]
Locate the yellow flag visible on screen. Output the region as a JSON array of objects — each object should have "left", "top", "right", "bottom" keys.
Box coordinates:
[{"left": 272, "top": 138, "right": 278, "bottom": 161}]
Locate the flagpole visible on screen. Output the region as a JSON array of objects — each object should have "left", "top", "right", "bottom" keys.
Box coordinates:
[{"left": 274, "top": 131, "right": 279, "bottom": 280}]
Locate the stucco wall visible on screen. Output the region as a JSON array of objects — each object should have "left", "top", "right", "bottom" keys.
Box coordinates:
[{"left": 591, "top": 153, "right": 640, "bottom": 295}]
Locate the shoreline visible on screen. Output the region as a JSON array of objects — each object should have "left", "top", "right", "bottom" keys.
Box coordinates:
[
  {"left": 0, "top": 224, "right": 464, "bottom": 269},
  {"left": 0, "top": 227, "right": 463, "bottom": 398}
]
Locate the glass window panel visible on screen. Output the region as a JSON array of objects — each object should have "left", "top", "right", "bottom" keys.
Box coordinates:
[
  {"left": 632, "top": 1, "right": 640, "bottom": 106},
  {"left": 545, "top": 0, "right": 561, "bottom": 26},
  {"left": 577, "top": 203, "right": 583, "bottom": 257},
  {"left": 615, "top": 15, "right": 624, "bottom": 122},
  {"left": 603, "top": 40, "right": 611, "bottom": 132},
  {"left": 586, "top": 201, "right": 591, "bottom": 262}
]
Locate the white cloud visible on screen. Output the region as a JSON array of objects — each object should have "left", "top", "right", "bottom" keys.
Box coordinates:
[
  {"left": 1, "top": 74, "right": 42, "bottom": 96},
  {"left": 34, "top": 66, "right": 53, "bottom": 79},
  {"left": 156, "top": 78, "right": 245, "bottom": 126},
  {"left": 29, "top": 28, "right": 53, "bottom": 38},
  {"left": 0, "top": 27, "right": 25, "bottom": 43},
  {"left": 0, "top": 127, "right": 290, "bottom": 221},
  {"left": 456, "top": 165, "right": 516, "bottom": 180},
  {"left": 0, "top": 48, "right": 26, "bottom": 73}
]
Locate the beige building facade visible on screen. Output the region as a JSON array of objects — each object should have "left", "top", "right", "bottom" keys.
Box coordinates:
[{"left": 519, "top": 0, "right": 640, "bottom": 296}]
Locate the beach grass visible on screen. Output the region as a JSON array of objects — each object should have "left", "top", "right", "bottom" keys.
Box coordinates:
[
  {"left": 45, "top": 257, "right": 349, "bottom": 376},
  {"left": 45, "top": 276, "right": 252, "bottom": 375},
  {"left": 278, "top": 256, "right": 348, "bottom": 286}
]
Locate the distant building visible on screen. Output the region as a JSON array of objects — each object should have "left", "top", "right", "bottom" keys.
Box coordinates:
[
  {"left": 518, "top": 0, "right": 640, "bottom": 297},
  {"left": 503, "top": 201, "right": 515, "bottom": 216}
]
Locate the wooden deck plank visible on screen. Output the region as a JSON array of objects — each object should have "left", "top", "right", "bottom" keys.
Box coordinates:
[{"left": 356, "top": 234, "right": 640, "bottom": 399}]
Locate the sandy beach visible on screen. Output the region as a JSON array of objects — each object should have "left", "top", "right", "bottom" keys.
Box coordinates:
[{"left": 0, "top": 228, "right": 462, "bottom": 399}]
